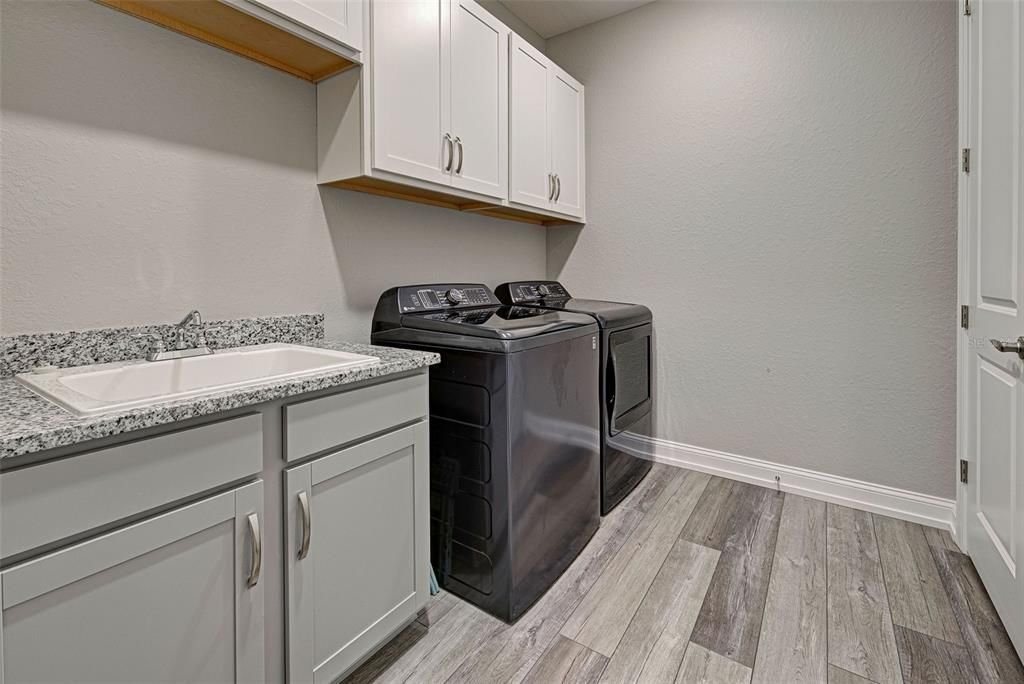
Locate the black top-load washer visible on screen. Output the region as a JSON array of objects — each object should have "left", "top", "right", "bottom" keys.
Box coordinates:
[
  {"left": 371, "top": 284, "right": 601, "bottom": 622},
  {"left": 495, "top": 281, "right": 653, "bottom": 515}
]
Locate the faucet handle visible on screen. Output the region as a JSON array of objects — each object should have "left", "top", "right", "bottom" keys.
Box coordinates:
[
  {"left": 133, "top": 332, "right": 166, "bottom": 355},
  {"left": 197, "top": 325, "right": 222, "bottom": 348}
]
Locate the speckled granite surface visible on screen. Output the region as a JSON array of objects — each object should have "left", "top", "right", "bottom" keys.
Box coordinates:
[
  {"left": 0, "top": 339, "right": 438, "bottom": 460},
  {"left": 1, "top": 314, "right": 325, "bottom": 378}
]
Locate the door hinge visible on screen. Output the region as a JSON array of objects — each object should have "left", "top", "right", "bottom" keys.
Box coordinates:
[
  {"left": 962, "top": 148, "right": 971, "bottom": 173},
  {"left": 961, "top": 304, "right": 969, "bottom": 329},
  {"left": 960, "top": 459, "right": 969, "bottom": 484},
  {"left": 964, "top": 0, "right": 971, "bottom": 15}
]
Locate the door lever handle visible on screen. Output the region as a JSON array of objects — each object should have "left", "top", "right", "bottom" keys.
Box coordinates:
[{"left": 990, "top": 337, "right": 1024, "bottom": 360}]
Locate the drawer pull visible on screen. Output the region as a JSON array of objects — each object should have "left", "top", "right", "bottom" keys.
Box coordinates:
[
  {"left": 297, "top": 491, "right": 312, "bottom": 560},
  {"left": 246, "top": 512, "right": 262, "bottom": 587}
]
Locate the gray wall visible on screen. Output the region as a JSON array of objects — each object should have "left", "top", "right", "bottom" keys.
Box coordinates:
[
  {"left": 479, "top": 0, "right": 546, "bottom": 51},
  {"left": 0, "top": 0, "right": 547, "bottom": 341},
  {"left": 546, "top": 0, "right": 958, "bottom": 498}
]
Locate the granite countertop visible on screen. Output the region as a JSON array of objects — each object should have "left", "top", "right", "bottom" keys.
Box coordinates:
[{"left": 0, "top": 338, "right": 438, "bottom": 460}]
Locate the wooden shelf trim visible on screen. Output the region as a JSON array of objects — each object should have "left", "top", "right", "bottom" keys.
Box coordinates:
[
  {"left": 324, "top": 177, "right": 579, "bottom": 227},
  {"left": 96, "top": 0, "right": 357, "bottom": 82}
]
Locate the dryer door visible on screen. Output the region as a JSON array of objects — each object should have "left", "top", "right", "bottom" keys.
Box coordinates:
[{"left": 607, "top": 323, "right": 653, "bottom": 435}]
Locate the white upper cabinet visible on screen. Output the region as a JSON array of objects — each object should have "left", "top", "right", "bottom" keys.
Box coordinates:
[
  {"left": 509, "top": 35, "right": 585, "bottom": 220},
  {"left": 224, "top": 0, "right": 365, "bottom": 59},
  {"left": 317, "top": 0, "right": 584, "bottom": 224},
  {"left": 369, "top": 0, "right": 508, "bottom": 199},
  {"left": 508, "top": 35, "right": 552, "bottom": 210},
  {"left": 249, "top": 0, "right": 363, "bottom": 51},
  {"left": 549, "top": 67, "right": 584, "bottom": 217},
  {"left": 319, "top": 0, "right": 509, "bottom": 202},
  {"left": 370, "top": 0, "right": 451, "bottom": 186},
  {"left": 450, "top": 0, "right": 509, "bottom": 198}
]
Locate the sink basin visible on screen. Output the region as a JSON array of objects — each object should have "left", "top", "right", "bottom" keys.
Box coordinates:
[{"left": 16, "top": 343, "right": 380, "bottom": 417}]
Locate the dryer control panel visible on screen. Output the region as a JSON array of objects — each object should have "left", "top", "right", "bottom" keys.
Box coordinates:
[
  {"left": 397, "top": 284, "right": 498, "bottom": 313},
  {"left": 496, "top": 281, "right": 571, "bottom": 304}
]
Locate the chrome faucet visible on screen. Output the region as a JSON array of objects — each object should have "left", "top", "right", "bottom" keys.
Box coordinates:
[
  {"left": 174, "top": 309, "right": 204, "bottom": 350},
  {"left": 135, "top": 309, "right": 214, "bottom": 362}
]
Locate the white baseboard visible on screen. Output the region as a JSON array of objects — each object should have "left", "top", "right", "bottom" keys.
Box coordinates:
[{"left": 619, "top": 433, "right": 957, "bottom": 535}]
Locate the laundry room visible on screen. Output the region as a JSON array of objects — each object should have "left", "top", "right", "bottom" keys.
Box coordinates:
[{"left": 0, "top": 0, "right": 1020, "bottom": 682}]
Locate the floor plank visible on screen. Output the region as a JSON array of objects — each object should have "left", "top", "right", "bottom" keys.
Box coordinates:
[
  {"left": 827, "top": 664, "right": 877, "bottom": 684},
  {"left": 688, "top": 482, "right": 784, "bottom": 668},
  {"left": 923, "top": 526, "right": 960, "bottom": 553},
  {"left": 522, "top": 636, "right": 608, "bottom": 684},
  {"left": 825, "top": 504, "right": 902, "bottom": 684},
  {"left": 416, "top": 590, "right": 458, "bottom": 628},
  {"left": 676, "top": 643, "right": 752, "bottom": 684},
  {"left": 679, "top": 476, "right": 738, "bottom": 550},
  {"left": 343, "top": 621, "right": 427, "bottom": 684},
  {"left": 873, "top": 515, "right": 963, "bottom": 644},
  {"left": 894, "top": 625, "right": 979, "bottom": 684},
  {"left": 447, "top": 464, "right": 685, "bottom": 684},
  {"left": 599, "top": 538, "right": 719, "bottom": 683},
  {"left": 931, "top": 546, "right": 1024, "bottom": 683},
  {"left": 367, "top": 600, "right": 503, "bottom": 684},
  {"left": 751, "top": 495, "right": 827, "bottom": 684},
  {"left": 561, "top": 470, "right": 711, "bottom": 657}
]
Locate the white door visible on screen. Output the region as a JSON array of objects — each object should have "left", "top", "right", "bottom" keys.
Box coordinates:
[
  {"left": 449, "top": 0, "right": 508, "bottom": 199},
  {"left": 509, "top": 34, "right": 553, "bottom": 209},
  {"left": 549, "top": 66, "right": 585, "bottom": 218},
  {"left": 371, "top": 0, "right": 452, "bottom": 185},
  {"left": 249, "top": 0, "right": 363, "bottom": 51},
  {"left": 963, "top": 0, "right": 1024, "bottom": 659}
]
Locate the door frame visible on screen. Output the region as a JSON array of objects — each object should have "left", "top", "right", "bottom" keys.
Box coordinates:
[{"left": 955, "top": 0, "right": 971, "bottom": 551}]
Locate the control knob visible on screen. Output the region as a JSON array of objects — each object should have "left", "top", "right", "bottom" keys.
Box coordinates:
[
  {"left": 445, "top": 289, "right": 465, "bottom": 305},
  {"left": 537, "top": 284, "right": 553, "bottom": 297}
]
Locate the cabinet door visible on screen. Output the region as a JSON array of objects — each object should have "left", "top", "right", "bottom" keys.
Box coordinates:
[
  {"left": 508, "top": 34, "right": 552, "bottom": 209},
  {"left": 449, "top": 0, "right": 508, "bottom": 199},
  {"left": 286, "top": 422, "right": 429, "bottom": 684},
  {"left": 248, "top": 0, "right": 364, "bottom": 52},
  {"left": 549, "top": 66, "right": 585, "bottom": 218},
  {"left": 371, "top": 0, "right": 452, "bottom": 185},
  {"left": 0, "top": 482, "right": 264, "bottom": 684}
]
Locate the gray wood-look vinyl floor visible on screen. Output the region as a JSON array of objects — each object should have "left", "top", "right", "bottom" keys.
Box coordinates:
[{"left": 345, "top": 465, "right": 1024, "bottom": 684}]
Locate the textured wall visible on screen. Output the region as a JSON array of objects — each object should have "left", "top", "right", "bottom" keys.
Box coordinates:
[
  {"left": 0, "top": 0, "right": 547, "bottom": 341},
  {"left": 546, "top": 0, "right": 958, "bottom": 498}
]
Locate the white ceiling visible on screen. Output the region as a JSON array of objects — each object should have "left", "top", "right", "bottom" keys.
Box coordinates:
[{"left": 497, "top": 0, "right": 656, "bottom": 39}]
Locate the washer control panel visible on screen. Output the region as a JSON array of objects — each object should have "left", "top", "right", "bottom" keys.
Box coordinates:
[
  {"left": 500, "top": 281, "right": 571, "bottom": 304},
  {"left": 398, "top": 284, "right": 497, "bottom": 313}
]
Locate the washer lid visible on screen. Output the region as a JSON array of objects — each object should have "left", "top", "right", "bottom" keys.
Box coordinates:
[
  {"left": 529, "top": 299, "right": 651, "bottom": 328},
  {"left": 401, "top": 306, "right": 596, "bottom": 340},
  {"left": 494, "top": 281, "right": 652, "bottom": 328}
]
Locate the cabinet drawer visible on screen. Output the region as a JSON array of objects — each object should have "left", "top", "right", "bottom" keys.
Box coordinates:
[
  {"left": 283, "top": 373, "right": 428, "bottom": 461},
  {"left": 0, "top": 414, "right": 263, "bottom": 559}
]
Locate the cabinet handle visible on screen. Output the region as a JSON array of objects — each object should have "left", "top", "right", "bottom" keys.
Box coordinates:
[
  {"left": 548, "top": 173, "right": 554, "bottom": 200},
  {"left": 454, "top": 137, "right": 464, "bottom": 174},
  {"left": 297, "top": 490, "right": 311, "bottom": 560},
  {"left": 246, "top": 512, "right": 262, "bottom": 587},
  {"left": 443, "top": 133, "right": 454, "bottom": 172},
  {"left": 554, "top": 174, "right": 561, "bottom": 202}
]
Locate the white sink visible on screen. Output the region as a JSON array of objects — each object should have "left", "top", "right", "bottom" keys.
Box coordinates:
[{"left": 16, "top": 343, "right": 380, "bottom": 417}]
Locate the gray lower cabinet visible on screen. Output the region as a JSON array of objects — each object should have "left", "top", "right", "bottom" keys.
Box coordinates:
[
  {"left": 0, "top": 481, "right": 265, "bottom": 684},
  {"left": 285, "top": 421, "right": 430, "bottom": 683}
]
